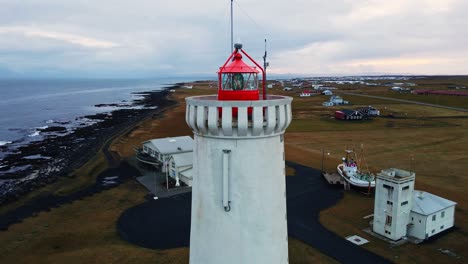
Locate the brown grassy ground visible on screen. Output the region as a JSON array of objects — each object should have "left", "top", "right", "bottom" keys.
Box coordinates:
[
  {"left": 278, "top": 79, "right": 468, "bottom": 263},
  {"left": 0, "top": 83, "right": 336, "bottom": 263},
  {"left": 0, "top": 78, "right": 467, "bottom": 263}
]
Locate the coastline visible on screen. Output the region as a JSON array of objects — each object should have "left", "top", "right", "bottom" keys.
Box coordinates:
[{"left": 0, "top": 83, "right": 181, "bottom": 206}]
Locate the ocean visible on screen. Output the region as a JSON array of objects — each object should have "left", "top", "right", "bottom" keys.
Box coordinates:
[{"left": 0, "top": 78, "right": 196, "bottom": 154}]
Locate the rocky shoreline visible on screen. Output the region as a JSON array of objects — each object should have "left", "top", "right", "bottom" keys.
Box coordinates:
[{"left": 0, "top": 84, "right": 181, "bottom": 206}]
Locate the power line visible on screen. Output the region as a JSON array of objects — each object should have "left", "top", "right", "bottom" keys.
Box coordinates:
[{"left": 233, "top": 0, "right": 268, "bottom": 38}]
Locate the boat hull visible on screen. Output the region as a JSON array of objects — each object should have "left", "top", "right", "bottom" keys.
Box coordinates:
[{"left": 337, "top": 164, "right": 376, "bottom": 188}]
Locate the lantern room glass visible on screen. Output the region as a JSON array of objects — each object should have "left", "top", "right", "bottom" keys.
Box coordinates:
[{"left": 221, "top": 73, "right": 258, "bottom": 91}]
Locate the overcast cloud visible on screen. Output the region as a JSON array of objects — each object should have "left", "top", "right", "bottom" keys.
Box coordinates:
[{"left": 0, "top": 0, "right": 467, "bottom": 78}]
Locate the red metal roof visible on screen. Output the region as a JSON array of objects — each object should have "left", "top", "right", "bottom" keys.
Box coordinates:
[
  {"left": 219, "top": 53, "right": 259, "bottom": 73},
  {"left": 414, "top": 89, "right": 468, "bottom": 96}
]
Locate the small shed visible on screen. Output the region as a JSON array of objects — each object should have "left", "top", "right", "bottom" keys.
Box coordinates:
[
  {"left": 407, "top": 191, "right": 457, "bottom": 240},
  {"left": 335, "top": 109, "right": 364, "bottom": 120}
]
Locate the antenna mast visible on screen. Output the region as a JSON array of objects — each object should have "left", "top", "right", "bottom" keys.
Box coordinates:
[
  {"left": 263, "top": 39, "right": 269, "bottom": 75},
  {"left": 230, "top": 0, "right": 234, "bottom": 52}
]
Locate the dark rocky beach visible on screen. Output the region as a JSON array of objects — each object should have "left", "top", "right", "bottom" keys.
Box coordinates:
[{"left": 0, "top": 84, "right": 180, "bottom": 206}]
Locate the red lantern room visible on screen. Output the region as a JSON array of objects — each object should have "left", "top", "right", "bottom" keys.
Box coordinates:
[{"left": 218, "top": 43, "right": 266, "bottom": 101}]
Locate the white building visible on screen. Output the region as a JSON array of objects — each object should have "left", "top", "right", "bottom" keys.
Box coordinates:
[
  {"left": 373, "top": 168, "right": 415, "bottom": 240},
  {"left": 373, "top": 168, "right": 457, "bottom": 241},
  {"left": 300, "top": 90, "right": 312, "bottom": 97},
  {"left": 322, "top": 95, "right": 349, "bottom": 106},
  {"left": 322, "top": 90, "right": 333, "bottom": 96},
  {"left": 407, "top": 191, "right": 457, "bottom": 240},
  {"left": 168, "top": 152, "right": 193, "bottom": 186},
  {"left": 186, "top": 95, "right": 292, "bottom": 264},
  {"left": 141, "top": 136, "right": 193, "bottom": 172}
]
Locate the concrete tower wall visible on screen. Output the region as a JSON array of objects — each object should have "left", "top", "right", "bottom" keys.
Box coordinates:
[
  {"left": 186, "top": 95, "right": 292, "bottom": 264},
  {"left": 373, "top": 169, "right": 415, "bottom": 240}
]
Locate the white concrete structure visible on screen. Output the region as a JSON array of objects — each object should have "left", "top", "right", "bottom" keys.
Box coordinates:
[
  {"left": 407, "top": 191, "right": 456, "bottom": 240},
  {"left": 168, "top": 152, "right": 193, "bottom": 186},
  {"left": 373, "top": 168, "right": 457, "bottom": 241},
  {"left": 373, "top": 168, "right": 415, "bottom": 241},
  {"left": 186, "top": 95, "right": 292, "bottom": 264},
  {"left": 142, "top": 136, "right": 193, "bottom": 172}
]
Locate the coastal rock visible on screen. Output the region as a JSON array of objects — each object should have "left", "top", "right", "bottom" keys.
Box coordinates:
[
  {"left": 0, "top": 88, "right": 176, "bottom": 206},
  {"left": 39, "top": 126, "right": 67, "bottom": 133}
]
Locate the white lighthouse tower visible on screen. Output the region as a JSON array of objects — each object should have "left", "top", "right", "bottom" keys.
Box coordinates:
[{"left": 186, "top": 43, "right": 292, "bottom": 264}]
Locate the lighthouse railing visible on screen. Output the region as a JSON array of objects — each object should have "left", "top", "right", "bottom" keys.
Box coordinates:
[{"left": 186, "top": 95, "right": 292, "bottom": 138}]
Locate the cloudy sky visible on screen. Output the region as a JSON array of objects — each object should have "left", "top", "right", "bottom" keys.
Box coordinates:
[{"left": 0, "top": 0, "right": 467, "bottom": 78}]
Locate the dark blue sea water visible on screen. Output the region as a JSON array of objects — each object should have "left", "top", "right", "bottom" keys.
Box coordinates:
[{"left": 0, "top": 78, "right": 194, "bottom": 150}]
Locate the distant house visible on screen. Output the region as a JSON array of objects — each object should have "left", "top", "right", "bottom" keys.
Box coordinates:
[
  {"left": 283, "top": 87, "right": 293, "bottom": 91},
  {"left": 322, "top": 95, "right": 348, "bottom": 106},
  {"left": 413, "top": 89, "right": 468, "bottom": 97},
  {"left": 139, "top": 136, "right": 193, "bottom": 172},
  {"left": 391, "top": 86, "right": 403, "bottom": 91},
  {"left": 322, "top": 90, "right": 333, "bottom": 96},
  {"left": 300, "top": 90, "right": 312, "bottom": 97},
  {"left": 359, "top": 106, "right": 380, "bottom": 116},
  {"left": 335, "top": 109, "right": 364, "bottom": 120},
  {"left": 168, "top": 152, "right": 193, "bottom": 186},
  {"left": 267, "top": 84, "right": 274, "bottom": 88}
]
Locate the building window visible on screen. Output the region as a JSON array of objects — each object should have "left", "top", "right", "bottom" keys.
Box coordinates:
[
  {"left": 440, "top": 225, "right": 444, "bottom": 230},
  {"left": 386, "top": 215, "right": 393, "bottom": 226},
  {"left": 401, "top": 201, "right": 408, "bottom": 206},
  {"left": 432, "top": 215, "right": 436, "bottom": 221},
  {"left": 432, "top": 229, "right": 435, "bottom": 234},
  {"left": 419, "top": 220, "right": 421, "bottom": 223},
  {"left": 441, "top": 211, "right": 445, "bottom": 218},
  {"left": 412, "top": 217, "right": 414, "bottom": 221},
  {"left": 387, "top": 201, "right": 393, "bottom": 205},
  {"left": 402, "top": 185, "right": 409, "bottom": 190},
  {"left": 383, "top": 184, "right": 394, "bottom": 189}
]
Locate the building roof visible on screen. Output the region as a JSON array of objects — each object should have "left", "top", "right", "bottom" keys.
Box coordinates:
[
  {"left": 144, "top": 136, "right": 193, "bottom": 155},
  {"left": 411, "top": 190, "right": 457, "bottom": 216},
  {"left": 342, "top": 109, "right": 363, "bottom": 116},
  {"left": 180, "top": 168, "right": 193, "bottom": 179},
  {"left": 170, "top": 152, "right": 193, "bottom": 167}
]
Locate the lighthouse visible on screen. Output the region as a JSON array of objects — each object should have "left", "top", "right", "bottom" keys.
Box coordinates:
[{"left": 186, "top": 44, "right": 292, "bottom": 264}]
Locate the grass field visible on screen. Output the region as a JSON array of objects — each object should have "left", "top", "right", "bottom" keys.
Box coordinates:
[
  {"left": 280, "top": 77, "right": 468, "bottom": 263},
  {"left": 0, "top": 77, "right": 467, "bottom": 263}
]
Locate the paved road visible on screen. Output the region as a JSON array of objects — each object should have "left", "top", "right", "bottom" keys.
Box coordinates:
[
  {"left": 117, "top": 161, "right": 392, "bottom": 264},
  {"left": 342, "top": 92, "right": 468, "bottom": 112}
]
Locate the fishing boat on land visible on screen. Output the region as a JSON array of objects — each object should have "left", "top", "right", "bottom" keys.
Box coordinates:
[{"left": 337, "top": 149, "right": 375, "bottom": 188}]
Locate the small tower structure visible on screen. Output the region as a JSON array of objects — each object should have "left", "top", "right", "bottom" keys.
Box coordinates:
[
  {"left": 373, "top": 168, "right": 415, "bottom": 240},
  {"left": 186, "top": 44, "right": 292, "bottom": 264}
]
